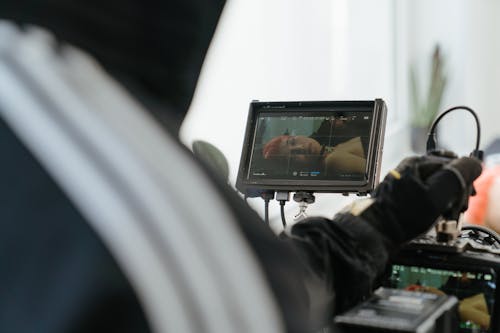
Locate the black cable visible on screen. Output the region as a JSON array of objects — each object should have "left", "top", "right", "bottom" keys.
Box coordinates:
[
  {"left": 264, "top": 198, "right": 270, "bottom": 225},
  {"left": 279, "top": 201, "right": 287, "bottom": 227},
  {"left": 461, "top": 225, "right": 500, "bottom": 245},
  {"left": 260, "top": 190, "right": 275, "bottom": 225},
  {"left": 426, "top": 106, "right": 482, "bottom": 158}
]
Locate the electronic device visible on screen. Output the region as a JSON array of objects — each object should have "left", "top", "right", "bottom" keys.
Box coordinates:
[
  {"left": 334, "top": 287, "right": 459, "bottom": 333},
  {"left": 384, "top": 107, "right": 499, "bottom": 332},
  {"left": 236, "top": 99, "right": 387, "bottom": 195},
  {"left": 335, "top": 106, "right": 500, "bottom": 333},
  {"left": 385, "top": 226, "right": 500, "bottom": 333}
]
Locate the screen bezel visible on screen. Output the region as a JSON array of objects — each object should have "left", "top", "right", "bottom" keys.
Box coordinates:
[{"left": 236, "top": 100, "right": 387, "bottom": 194}]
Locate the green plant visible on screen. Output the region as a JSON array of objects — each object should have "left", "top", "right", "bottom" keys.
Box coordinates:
[{"left": 410, "top": 45, "right": 447, "bottom": 128}]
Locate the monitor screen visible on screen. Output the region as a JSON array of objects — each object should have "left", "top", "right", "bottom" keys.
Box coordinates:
[
  {"left": 387, "top": 265, "right": 497, "bottom": 333},
  {"left": 248, "top": 111, "right": 372, "bottom": 181},
  {"left": 236, "top": 100, "right": 387, "bottom": 194}
]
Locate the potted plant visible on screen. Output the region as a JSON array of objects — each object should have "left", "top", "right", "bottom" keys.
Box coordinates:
[{"left": 409, "top": 45, "right": 447, "bottom": 153}]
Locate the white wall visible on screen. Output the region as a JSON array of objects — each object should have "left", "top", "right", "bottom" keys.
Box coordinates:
[
  {"left": 406, "top": 0, "right": 500, "bottom": 155},
  {"left": 182, "top": 0, "right": 500, "bottom": 228},
  {"left": 180, "top": 0, "right": 403, "bottom": 229},
  {"left": 181, "top": 0, "right": 335, "bottom": 229},
  {"left": 462, "top": 0, "right": 500, "bottom": 151},
  {"left": 182, "top": 0, "right": 335, "bottom": 184}
]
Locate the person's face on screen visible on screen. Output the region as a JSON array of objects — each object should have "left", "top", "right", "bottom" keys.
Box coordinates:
[{"left": 263, "top": 135, "right": 322, "bottom": 164}]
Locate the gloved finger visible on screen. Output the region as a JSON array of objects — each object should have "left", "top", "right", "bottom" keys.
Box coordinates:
[
  {"left": 471, "top": 184, "right": 477, "bottom": 197},
  {"left": 417, "top": 156, "right": 450, "bottom": 181},
  {"left": 445, "top": 156, "right": 483, "bottom": 188},
  {"left": 427, "top": 149, "right": 458, "bottom": 159},
  {"left": 395, "top": 155, "right": 449, "bottom": 181},
  {"left": 460, "top": 186, "right": 474, "bottom": 212},
  {"left": 394, "top": 156, "right": 420, "bottom": 173},
  {"left": 424, "top": 157, "right": 482, "bottom": 220}
]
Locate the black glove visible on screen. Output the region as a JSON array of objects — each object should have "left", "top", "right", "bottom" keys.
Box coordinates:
[
  {"left": 287, "top": 154, "right": 482, "bottom": 315},
  {"left": 357, "top": 155, "right": 482, "bottom": 244},
  {"left": 428, "top": 156, "right": 482, "bottom": 220}
]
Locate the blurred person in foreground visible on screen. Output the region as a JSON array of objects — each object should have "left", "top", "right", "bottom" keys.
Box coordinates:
[{"left": 0, "top": 1, "right": 482, "bottom": 332}]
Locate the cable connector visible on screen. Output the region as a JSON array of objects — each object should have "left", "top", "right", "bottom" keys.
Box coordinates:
[
  {"left": 294, "top": 201, "right": 309, "bottom": 222},
  {"left": 293, "top": 191, "right": 315, "bottom": 204},
  {"left": 471, "top": 149, "right": 484, "bottom": 162},
  {"left": 276, "top": 191, "right": 290, "bottom": 202},
  {"left": 276, "top": 191, "right": 290, "bottom": 227},
  {"left": 260, "top": 190, "right": 275, "bottom": 201},
  {"left": 292, "top": 191, "right": 316, "bottom": 222},
  {"left": 259, "top": 190, "right": 275, "bottom": 225}
]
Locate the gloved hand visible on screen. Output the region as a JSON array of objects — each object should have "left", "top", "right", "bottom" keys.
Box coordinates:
[
  {"left": 287, "top": 154, "right": 481, "bottom": 315},
  {"left": 439, "top": 157, "right": 483, "bottom": 220},
  {"left": 354, "top": 154, "right": 482, "bottom": 244}
]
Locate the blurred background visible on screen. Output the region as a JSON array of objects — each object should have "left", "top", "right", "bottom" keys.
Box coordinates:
[{"left": 180, "top": 0, "right": 500, "bottom": 228}]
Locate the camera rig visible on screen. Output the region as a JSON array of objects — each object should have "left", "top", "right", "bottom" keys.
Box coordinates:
[
  {"left": 237, "top": 100, "right": 500, "bottom": 332},
  {"left": 337, "top": 106, "right": 500, "bottom": 333}
]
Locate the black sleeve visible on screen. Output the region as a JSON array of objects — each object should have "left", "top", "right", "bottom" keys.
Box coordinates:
[
  {"left": 196, "top": 173, "right": 314, "bottom": 332},
  {"left": 287, "top": 214, "right": 394, "bottom": 314},
  {"left": 0, "top": 117, "right": 151, "bottom": 333},
  {"left": 193, "top": 151, "right": 394, "bottom": 332}
]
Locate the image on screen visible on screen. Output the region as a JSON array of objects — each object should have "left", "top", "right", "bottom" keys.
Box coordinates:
[
  {"left": 386, "top": 265, "right": 497, "bottom": 333},
  {"left": 247, "top": 111, "right": 373, "bottom": 181}
]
